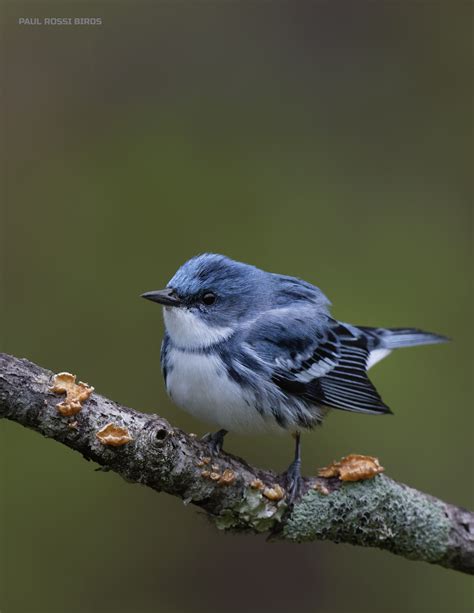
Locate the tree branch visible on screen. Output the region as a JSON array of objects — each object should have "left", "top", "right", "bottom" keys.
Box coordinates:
[{"left": 1, "top": 352, "right": 472, "bottom": 574}]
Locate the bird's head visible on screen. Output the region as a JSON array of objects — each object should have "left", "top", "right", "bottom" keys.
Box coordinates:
[{"left": 141, "top": 253, "right": 269, "bottom": 349}]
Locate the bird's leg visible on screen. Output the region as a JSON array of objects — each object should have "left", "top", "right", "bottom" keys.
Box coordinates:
[
  {"left": 201, "top": 429, "right": 228, "bottom": 455},
  {"left": 283, "top": 432, "right": 303, "bottom": 505}
]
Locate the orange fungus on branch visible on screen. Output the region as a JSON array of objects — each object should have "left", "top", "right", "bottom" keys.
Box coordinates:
[{"left": 50, "top": 372, "right": 94, "bottom": 416}]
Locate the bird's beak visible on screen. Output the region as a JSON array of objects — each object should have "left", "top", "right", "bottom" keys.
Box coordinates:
[{"left": 141, "top": 288, "right": 182, "bottom": 307}]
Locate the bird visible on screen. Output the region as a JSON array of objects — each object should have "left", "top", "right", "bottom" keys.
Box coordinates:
[{"left": 142, "top": 253, "right": 448, "bottom": 502}]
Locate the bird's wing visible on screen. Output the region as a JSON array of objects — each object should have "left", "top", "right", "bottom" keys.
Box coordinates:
[{"left": 242, "top": 311, "right": 391, "bottom": 415}]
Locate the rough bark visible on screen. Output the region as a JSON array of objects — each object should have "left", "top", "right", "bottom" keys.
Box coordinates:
[{"left": 1, "top": 352, "right": 472, "bottom": 574}]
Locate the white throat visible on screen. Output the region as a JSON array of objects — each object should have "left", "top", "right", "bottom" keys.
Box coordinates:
[{"left": 163, "top": 307, "right": 234, "bottom": 350}]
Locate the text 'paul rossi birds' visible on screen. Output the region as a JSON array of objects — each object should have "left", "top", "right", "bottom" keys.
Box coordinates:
[{"left": 18, "top": 17, "right": 102, "bottom": 25}]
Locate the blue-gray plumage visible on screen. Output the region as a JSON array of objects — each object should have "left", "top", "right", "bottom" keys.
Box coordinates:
[{"left": 142, "top": 253, "right": 448, "bottom": 501}]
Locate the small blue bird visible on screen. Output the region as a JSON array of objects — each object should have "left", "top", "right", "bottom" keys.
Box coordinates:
[{"left": 142, "top": 253, "right": 447, "bottom": 501}]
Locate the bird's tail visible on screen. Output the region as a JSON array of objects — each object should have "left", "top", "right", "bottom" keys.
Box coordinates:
[{"left": 360, "top": 326, "right": 450, "bottom": 349}]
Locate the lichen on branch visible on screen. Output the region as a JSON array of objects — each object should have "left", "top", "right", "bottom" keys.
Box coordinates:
[{"left": 0, "top": 353, "right": 473, "bottom": 575}]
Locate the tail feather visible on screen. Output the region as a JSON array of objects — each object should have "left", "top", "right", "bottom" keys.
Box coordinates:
[{"left": 360, "top": 326, "right": 450, "bottom": 350}]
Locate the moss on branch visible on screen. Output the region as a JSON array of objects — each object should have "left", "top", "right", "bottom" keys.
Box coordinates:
[{"left": 1, "top": 353, "right": 472, "bottom": 574}]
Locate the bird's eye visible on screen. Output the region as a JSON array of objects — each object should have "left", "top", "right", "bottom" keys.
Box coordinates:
[{"left": 202, "top": 292, "right": 216, "bottom": 305}]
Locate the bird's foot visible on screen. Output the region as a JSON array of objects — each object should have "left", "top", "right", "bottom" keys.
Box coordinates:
[
  {"left": 282, "top": 458, "right": 303, "bottom": 506},
  {"left": 201, "top": 428, "right": 228, "bottom": 455}
]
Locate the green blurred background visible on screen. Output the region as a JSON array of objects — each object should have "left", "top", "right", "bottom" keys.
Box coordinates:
[{"left": 2, "top": 2, "right": 472, "bottom": 612}]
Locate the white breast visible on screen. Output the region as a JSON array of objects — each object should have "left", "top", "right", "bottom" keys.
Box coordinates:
[{"left": 165, "top": 347, "right": 277, "bottom": 433}]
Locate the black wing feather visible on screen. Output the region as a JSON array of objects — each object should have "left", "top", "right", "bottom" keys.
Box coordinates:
[{"left": 270, "top": 321, "right": 391, "bottom": 415}]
